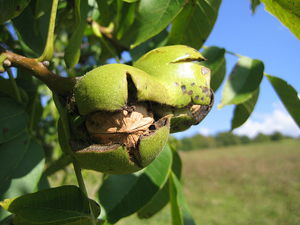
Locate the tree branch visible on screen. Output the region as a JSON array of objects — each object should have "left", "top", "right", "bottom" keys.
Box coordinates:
[{"left": 0, "top": 49, "right": 76, "bottom": 95}]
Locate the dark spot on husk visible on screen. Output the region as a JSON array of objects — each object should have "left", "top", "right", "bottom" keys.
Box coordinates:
[
  {"left": 174, "top": 82, "right": 179, "bottom": 86},
  {"left": 200, "top": 86, "right": 209, "bottom": 94},
  {"left": 187, "top": 90, "right": 193, "bottom": 95},
  {"left": 191, "top": 82, "right": 195, "bottom": 86},
  {"left": 201, "top": 97, "right": 204, "bottom": 101},
  {"left": 195, "top": 95, "right": 199, "bottom": 100},
  {"left": 181, "top": 85, "right": 186, "bottom": 92}
]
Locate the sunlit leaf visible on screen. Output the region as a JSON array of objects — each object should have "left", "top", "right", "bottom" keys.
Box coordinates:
[
  {"left": 266, "top": 74, "right": 300, "bottom": 127},
  {"left": 231, "top": 88, "right": 260, "bottom": 129},
  {"left": 219, "top": 56, "right": 264, "bottom": 108},
  {"left": 261, "top": 0, "right": 300, "bottom": 40}
]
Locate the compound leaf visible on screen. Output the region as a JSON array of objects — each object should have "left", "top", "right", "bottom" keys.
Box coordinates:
[
  {"left": 231, "top": 88, "right": 260, "bottom": 129},
  {"left": 219, "top": 56, "right": 264, "bottom": 108},
  {"left": 266, "top": 74, "right": 300, "bottom": 127}
]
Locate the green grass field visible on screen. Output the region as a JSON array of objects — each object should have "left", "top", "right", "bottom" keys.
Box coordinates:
[{"left": 118, "top": 139, "right": 300, "bottom": 225}]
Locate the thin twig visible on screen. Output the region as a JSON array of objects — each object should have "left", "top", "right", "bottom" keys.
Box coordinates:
[{"left": 72, "top": 158, "right": 97, "bottom": 225}]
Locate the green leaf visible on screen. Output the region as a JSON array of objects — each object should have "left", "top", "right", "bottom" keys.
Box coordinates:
[
  {"left": 16, "top": 68, "right": 39, "bottom": 99},
  {"left": 130, "top": 29, "right": 169, "bottom": 61},
  {"left": 96, "top": 0, "right": 117, "bottom": 27},
  {"left": 250, "top": 0, "right": 261, "bottom": 13},
  {"left": 99, "top": 144, "right": 172, "bottom": 224},
  {"left": 137, "top": 149, "right": 182, "bottom": 219},
  {"left": 122, "top": 0, "right": 185, "bottom": 48},
  {"left": 219, "top": 56, "right": 264, "bottom": 108},
  {"left": 122, "top": 0, "right": 139, "bottom": 2},
  {"left": 200, "top": 46, "right": 226, "bottom": 92},
  {"left": 169, "top": 172, "right": 196, "bottom": 225},
  {"left": 0, "top": 186, "right": 100, "bottom": 225},
  {"left": 231, "top": 88, "right": 260, "bottom": 129},
  {"left": 0, "top": 133, "right": 45, "bottom": 220},
  {"left": 261, "top": 0, "right": 300, "bottom": 40},
  {"left": 12, "top": 0, "right": 51, "bottom": 56},
  {"left": 266, "top": 75, "right": 300, "bottom": 127},
  {"left": 64, "top": 0, "right": 89, "bottom": 68},
  {"left": 0, "top": 77, "right": 28, "bottom": 103},
  {"left": 168, "top": 0, "right": 222, "bottom": 49},
  {"left": 0, "top": 0, "right": 31, "bottom": 24},
  {"left": 0, "top": 97, "right": 28, "bottom": 144},
  {"left": 116, "top": 1, "right": 137, "bottom": 39}
]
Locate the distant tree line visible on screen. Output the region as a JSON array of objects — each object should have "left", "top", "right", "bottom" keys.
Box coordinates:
[{"left": 173, "top": 131, "right": 298, "bottom": 151}]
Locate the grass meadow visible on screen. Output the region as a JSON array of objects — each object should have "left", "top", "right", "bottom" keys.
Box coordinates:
[
  {"left": 49, "top": 139, "right": 300, "bottom": 225},
  {"left": 119, "top": 139, "right": 300, "bottom": 225}
]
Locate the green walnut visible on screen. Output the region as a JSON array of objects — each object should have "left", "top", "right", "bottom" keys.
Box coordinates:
[
  {"left": 71, "top": 64, "right": 171, "bottom": 174},
  {"left": 133, "top": 45, "right": 213, "bottom": 132},
  {"left": 64, "top": 45, "right": 213, "bottom": 174}
]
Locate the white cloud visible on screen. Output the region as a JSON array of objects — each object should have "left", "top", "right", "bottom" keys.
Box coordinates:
[
  {"left": 198, "top": 127, "right": 211, "bottom": 136},
  {"left": 233, "top": 103, "right": 300, "bottom": 138}
]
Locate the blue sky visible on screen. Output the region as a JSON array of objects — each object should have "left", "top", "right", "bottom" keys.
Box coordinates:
[{"left": 173, "top": 0, "right": 300, "bottom": 138}]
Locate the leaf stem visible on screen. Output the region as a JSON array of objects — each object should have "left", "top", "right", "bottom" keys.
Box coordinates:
[
  {"left": 38, "top": 0, "right": 59, "bottom": 61},
  {"left": 6, "top": 68, "right": 22, "bottom": 103},
  {"left": 72, "top": 158, "right": 97, "bottom": 225},
  {"left": 202, "top": 45, "right": 243, "bottom": 58},
  {"left": 1, "top": 50, "right": 76, "bottom": 95},
  {"left": 225, "top": 50, "right": 242, "bottom": 58}
]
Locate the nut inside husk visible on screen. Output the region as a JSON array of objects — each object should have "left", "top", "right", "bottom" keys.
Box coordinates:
[
  {"left": 85, "top": 104, "right": 154, "bottom": 148},
  {"left": 69, "top": 102, "right": 170, "bottom": 172}
]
